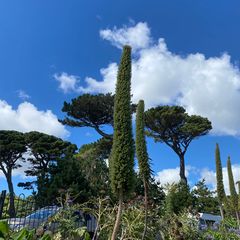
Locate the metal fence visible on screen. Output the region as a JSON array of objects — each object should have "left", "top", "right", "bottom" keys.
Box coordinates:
[{"left": 0, "top": 190, "right": 97, "bottom": 235}]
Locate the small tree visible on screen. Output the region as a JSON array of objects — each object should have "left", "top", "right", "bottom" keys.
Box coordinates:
[
  {"left": 136, "top": 100, "right": 151, "bottom": 239},
  {"left": 0, "top": 130, "right": 26, "bottom": 217},
  {"left": 192, "top": 179, "right": 219, "bottom": 214},
  {"left": 22, "top": 131, "right": 75, "bottom": 206},
  {"left": 215, "top": 143, "right": 226, "bottom": 219},
  {"left": 47, "top": 154, "right": 92, "bottom": 204},
  {"left": 165, "top": 181, "right": 193, "bottom": 215},
  {"left": 110, "top": 46, "right": 135, "bottom": 240},
  {"left": 75, "top": 138, "right": 112, "bottom": 197},
  {"left": 227, "top": 156, "right": 239, "bottom": 225},
  {"left": 145, "top": 106, "right": 212, "bottom": 183}
]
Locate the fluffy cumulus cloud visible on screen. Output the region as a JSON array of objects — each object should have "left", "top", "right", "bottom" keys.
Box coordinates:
[
  {"left": 54, "top": 72, "right": 81, "bottom": 93},
  {"left": 66, "top": 21, "right": 240, "bottom": 136},
  {"left": 155, "top": 164, "right": 240, "bottom": 195},
  {"left": 200, "top": 164, "right": 240, "bottom": 195},
  {"left": 0, "top": 156, "right": 32, "bottom": 180},
  {"left": 100, "top": 22, "right": 151, "bottom": 50},
  {"left": 155, "top": 165, "right": 194, "bottom": 185},
  {"left": 0, "top": 100, "right": 69, "bottom": 138}
]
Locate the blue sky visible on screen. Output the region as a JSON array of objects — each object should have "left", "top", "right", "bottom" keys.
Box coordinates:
[{"left": 1, "top": 0, "right": 240, "bottom": 195}]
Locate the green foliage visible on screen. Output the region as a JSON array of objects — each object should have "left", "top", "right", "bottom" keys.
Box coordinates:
[
  {"left": 0, "top": 221, "right": 9, "bottom": 239},
  {"left": 0, "top": 131, "right": 26, "bottom": 166},
  {"left": 21, "top": 131, "right": 77, "bottom": 206},
  {"left": 227, "top": 157, "right": 238, "bottom": 213},
  {"left": 145, "top": 106, "right": 212, "bottom": 148},
  {"left": 136, "top": 100, "right": 151, "bottom": 182},
  {"left": 0, "top": 221, "right": 51, "bottom": 240},
  {"left": 133, "top": 174, "right": 165, "bottom": 209},
  {"left": 77, "top": 197, "right": 164, "bottom": 240},
  {"left": 110, "top": 45, "right": 135, "bottom": 197},
  {"left": 204, "top": 230, "right": 240, "bottom": 240},
  {"left": 215, "top": 144, "right": 226, "bottom": 204},
  {"left": 145, "top": 105, "right": 212, "bottom": 182},
  {"left": 203, "top": 217, "right": 240, "bottom": 240},
  {"left": 192, "top": 179, "right": 219, "bottom": 214},
  {"left": 0, "top": 130, "right": 27, "bottom": 217},
  {"left": 76, "top": 138, "right": 111, "bottom": 197},
  {"left": 165, "top": 182, "right": 193, "bottom": 215},
  {"left": 135, "top": 99, "right": 151, "bottom": 238},
  {"left": 60, "top": 93, "right": 137, "bottom": 140},
  {"left": 1, "top": 195, "right": 35, "bottom": 219},
  {"left": 60, "top": 93, "right": 114, "bottom": 139},
  {"left": 47, "top": 157, "right": 92, "bottom": 204},
  {"left": 49, "top": 207, "right": 91, "bottom": 240},
  {"left": 162, "top": 211, "right": 204, "bottom": 240},
  {"left": 24, "top": 131, "right": 76, "bottom": 178}
]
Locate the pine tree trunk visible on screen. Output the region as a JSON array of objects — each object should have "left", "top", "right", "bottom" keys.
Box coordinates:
[
  {"left": 111, "top": 189, "right": 123, "bottom": 240},
  {"left": 6, "top": 172, "right": 15, "bottom": 218},
  {"left": 179, "top": 155, "right": 187, "bottom": 184},
  {"left": 142, "top": 180, "right": 148, "bottom": 240}
]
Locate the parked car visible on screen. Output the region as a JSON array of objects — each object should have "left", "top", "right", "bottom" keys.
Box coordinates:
[
  {"left": 7, "top": 206, "right": 97, "bottom": 234},
  {"left": 8, "top": 206, "right": 60, "bottom": 231}
]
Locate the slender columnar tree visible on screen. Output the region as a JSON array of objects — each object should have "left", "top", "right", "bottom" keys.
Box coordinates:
[
  {"left": 227, "top": 156, "right": 239, "bottom": 225},
  {"left": 215, "top": 143, "right": 226, "bottom": 219},
  {"left": 110, "top": 46, "right": 135, "bottom": 240},
  {"left": 136, "top": 100, "right": 151, "bottom": 240}
]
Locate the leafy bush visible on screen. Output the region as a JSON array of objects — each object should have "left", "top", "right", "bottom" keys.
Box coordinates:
[
  {"left": 47, "top": 205, "right": 91, "bottom": 240},
  {"left": 203, "top": 217, "right": 240, "bottom": 240},
  {"left": 160, "top": 210, "right": 204, "bottom": 240},
  {"left": 0, "top": 220, "right": 51, "bottom": 240}
]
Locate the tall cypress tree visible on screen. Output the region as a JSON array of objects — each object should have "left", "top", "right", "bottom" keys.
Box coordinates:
[
  {"left": 110, "top": 45, "right": 134, "bottom": 240},
  {"left": 227, "top": 156, "right": 239, "bottom": 225},
  {"left": 136, "top": 100, "right": 151, "bottom": 239},
  {"left": 215, "top": 143, "right": 226, "bottom": 219}
]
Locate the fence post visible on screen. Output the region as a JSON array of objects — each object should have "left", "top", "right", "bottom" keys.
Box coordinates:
[{"left": 0, "top": 190, "right": 6, "bottom": 219}]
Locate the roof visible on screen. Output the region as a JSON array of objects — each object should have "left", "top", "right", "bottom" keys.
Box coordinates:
[{"left": 199, "top": 212, "right": 222, "bottom": 222}]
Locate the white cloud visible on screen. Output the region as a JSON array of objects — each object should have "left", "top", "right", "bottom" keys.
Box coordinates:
[
  {"left": 100, "top": 22, "right": 151, "bottom": 51},
  {"left": 0, "top": 152, "right": 34, "bottom": 180},
  {"left": 75, "top": 22, "right": 240, "bottom": 136},
  {"left": 155, "top": 164, "right": 240, "bottom": 195},
  {"left": 54, "top": 72, "right": 81, "bottom": 93},
  {"left": 200, "top": 164, "right": 240, "bottom": 195},
  {"left": 82, "top": 63, "right": 118, "bottom": 93},
  {"left": 17, "top": 90, "right": 30, "bottom": 100},
  {"left": 155, "top": 165, "right": 193, "bottom": 185},
  {"left": 0, "top": 161, "right": 32, "bottom": 180},
  {"left": 0, "top": 100, "right": 69, "bottom": 138}
]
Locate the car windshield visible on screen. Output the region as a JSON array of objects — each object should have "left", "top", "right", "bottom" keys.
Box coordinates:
[{"left": 26, "top": 207, "right": 58, "bottom": 219}]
